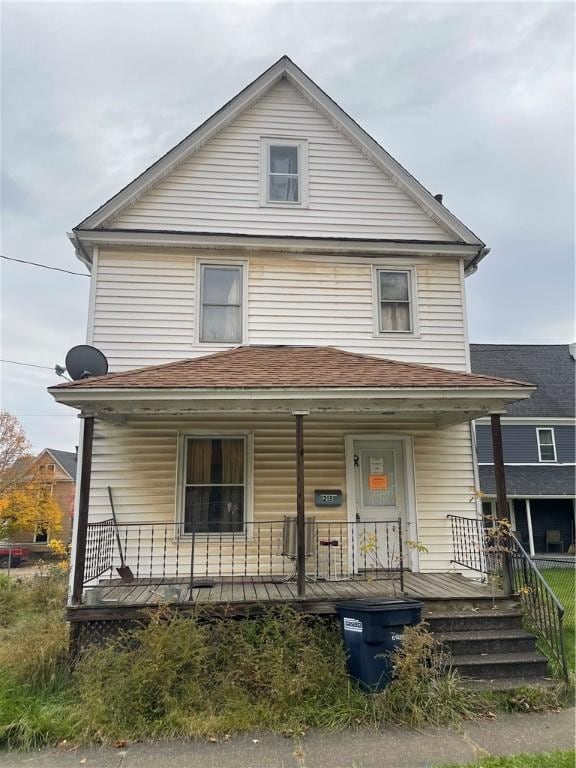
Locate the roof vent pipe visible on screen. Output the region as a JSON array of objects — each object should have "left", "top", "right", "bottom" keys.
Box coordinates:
[
  {"left": 570, "top": 342, "right": 576, "bottom": 360},
  {"left": 434, "top": 193, "right": 443, "bottom": 204}
]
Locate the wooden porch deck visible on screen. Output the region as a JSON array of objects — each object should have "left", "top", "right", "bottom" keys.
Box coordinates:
[{"left": 68, "top": 572, "right": 506, "bottom": 622}]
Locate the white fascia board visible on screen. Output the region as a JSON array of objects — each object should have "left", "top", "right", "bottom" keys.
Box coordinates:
[
  {"left": 73, "top": 56, "right": 484, "bottom": 249},
  {"left": 49, "top": 385, "right": 534, "bottom": 407},
  {"left": 475, "top": 416, "right": 576, "bottom": 426},
  {"left": 73, "top": 229, "right": 480, "bottom": 260}
]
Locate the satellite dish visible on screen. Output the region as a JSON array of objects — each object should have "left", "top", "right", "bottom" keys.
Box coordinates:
[{"left": 65, "top": 345, "right": 109, "bottom": 380}]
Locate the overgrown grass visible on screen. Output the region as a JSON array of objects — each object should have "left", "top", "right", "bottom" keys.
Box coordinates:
[
  {"left": 439, "top": 750, "right": 575, "bottom": 767},
  {"left": 0, "top": 575, "right": 568, "bottom": 750}
]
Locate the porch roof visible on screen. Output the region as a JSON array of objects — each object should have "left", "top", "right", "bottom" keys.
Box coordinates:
[
  {"left": 48, "top": 346, "right": 534, "bottom": 424},
  {"left": 51, "top": 345, "right": 531, "bottom": 391}
]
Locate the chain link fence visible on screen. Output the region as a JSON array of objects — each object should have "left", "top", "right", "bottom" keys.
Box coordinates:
[{"left": 532, "top": 555, "right": 575, "bottom": 670}]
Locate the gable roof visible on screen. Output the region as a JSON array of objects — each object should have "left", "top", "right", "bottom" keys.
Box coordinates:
[
  {"left": 470, "top": 344, "right": 575, "bottom": 418},
  {"left": 50, "top": 345, "right": 530, "bottom": 392},
  {"left": 74, "top": 56, "right": 483, "bottom": 252},
  {"left": 36, "top": 448, "right": 77, "bottom": 479}
]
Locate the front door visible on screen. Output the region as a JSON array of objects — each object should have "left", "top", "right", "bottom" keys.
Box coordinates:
[{"left": 352, "top": 439, "right": 407, "bottom": 572}]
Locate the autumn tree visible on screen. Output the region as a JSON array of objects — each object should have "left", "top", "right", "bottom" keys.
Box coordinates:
[{"left": 0, "top": 410, "right": 62, "bottom": 541}]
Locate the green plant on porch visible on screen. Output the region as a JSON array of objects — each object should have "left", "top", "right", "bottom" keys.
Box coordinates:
[{"left": 359, "top": 529, "right": 429, "bottom": 594}]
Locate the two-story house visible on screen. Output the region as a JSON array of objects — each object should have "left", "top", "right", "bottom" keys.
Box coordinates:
[
  {"left": 471, "top": 344, "right": 575, "bottom": 556},
  {"left": 10, "top": 448, "right": 77, "bottom": 553},
  {"left": 49, "top": 56, "right": 534, "bottom": 620}
]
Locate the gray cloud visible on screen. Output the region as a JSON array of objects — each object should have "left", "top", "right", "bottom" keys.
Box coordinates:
[{"left": 1, "top": 2, "right": 574, "bottom": 451}]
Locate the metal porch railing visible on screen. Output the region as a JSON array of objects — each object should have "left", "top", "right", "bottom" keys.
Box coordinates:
[
  {"left": 448, "top": 514, "right": 569, "bottom": 680},
  {"left": 82, "top": 518, "right": 404, "bottom": 594}
]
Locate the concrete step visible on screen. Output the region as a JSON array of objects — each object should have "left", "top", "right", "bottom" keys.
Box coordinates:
[
  {"left": 426, "top": 609, "right": 524, "bottom": 633},
  {"left": 435, "top": 629, "right": 537, "bottom": 656},
  {"left": 465, "top": 676, "right": 559, "bottom": 692},
  {"left": 452, "top": 652, "right": 550, "bottom": 680}
]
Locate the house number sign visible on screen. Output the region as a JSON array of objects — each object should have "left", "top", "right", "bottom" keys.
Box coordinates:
[{"left": 314, "top": 490, "right": 343, "bottom": 507}]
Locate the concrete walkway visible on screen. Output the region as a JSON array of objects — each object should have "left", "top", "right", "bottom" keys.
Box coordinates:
[{"left": 2, "top": 709, "right": 574, "bottom": 768}]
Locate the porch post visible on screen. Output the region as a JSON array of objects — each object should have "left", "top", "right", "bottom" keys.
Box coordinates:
[
  {"left": 525, "top": 499, "right": 535, "bottom": 556},
  {"left": 71, "top": 416, "right": 95, "bottom": 605},
  {"left": 490, "top": 413, "right": 513, "bottom": 594},
  {"left": 294, "top": 412, "right": 306, "bottom": 597}
]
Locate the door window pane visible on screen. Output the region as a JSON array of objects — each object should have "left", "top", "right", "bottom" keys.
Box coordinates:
[
  {"left": 377, "top": 270, "right": 412, "bottom": 332},
  {"left": 200, "top": 265, "right": 242, "bottom": 343},
  {"left": 360, "top": 449, "right": 396, "bottom": 507},
  {"left": 184, "top": 438, "right": 245, "bottom": 533}
]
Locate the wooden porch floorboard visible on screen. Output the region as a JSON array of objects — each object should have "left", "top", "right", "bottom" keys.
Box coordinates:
[{"left": 75, "top": 573, "right": 503, "bottom": 622}]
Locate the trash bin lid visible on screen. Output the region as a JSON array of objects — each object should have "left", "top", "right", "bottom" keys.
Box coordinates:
[{"left": 336, "top": 598, "right": 424, "bottom": 612}]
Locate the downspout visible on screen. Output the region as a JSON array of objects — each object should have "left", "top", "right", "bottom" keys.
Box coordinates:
[{"left": 465, "top": 246, "right": 490, "bottom": 276}]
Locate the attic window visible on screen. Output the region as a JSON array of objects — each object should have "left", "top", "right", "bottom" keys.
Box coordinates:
[{"left": 260, "top": 139, "right": 308, "bottom": 207}]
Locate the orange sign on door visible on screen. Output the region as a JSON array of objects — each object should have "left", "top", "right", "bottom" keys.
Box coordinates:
[{"left": 368, "top": 474, "right": 388, "bottom": 491}]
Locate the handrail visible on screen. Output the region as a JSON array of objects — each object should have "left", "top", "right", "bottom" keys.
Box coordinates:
[
  {"left": 509, "top": 533, "right": 568, "bottom": 681},
  {"left": 510, "top": 534, "right": 566, "bottom": 615},
  {"left": 447, "top": 515, "right": 568, "bottom": 681}
]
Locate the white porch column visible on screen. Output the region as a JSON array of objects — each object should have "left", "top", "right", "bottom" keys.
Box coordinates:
[{"left": 525, "top": 498, "right": 535, "bottom": 556}]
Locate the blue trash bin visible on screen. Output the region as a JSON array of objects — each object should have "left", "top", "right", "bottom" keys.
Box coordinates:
[{"left": 336, "top": 598, "right": 423, "bottom": 691}]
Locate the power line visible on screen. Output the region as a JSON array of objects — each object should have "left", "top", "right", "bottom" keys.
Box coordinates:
[
  {"left": 0, "top": 359, "right": 56, "bottom": 371},
  {"left": 0, "top": 254, "right": 89, "bottom": 277}
]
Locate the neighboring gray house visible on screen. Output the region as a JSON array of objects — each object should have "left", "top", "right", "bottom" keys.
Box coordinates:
[{"left": 471, "top": 344, "right": 575, "bottom": 555}]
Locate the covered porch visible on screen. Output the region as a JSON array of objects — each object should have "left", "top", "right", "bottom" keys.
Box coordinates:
[{"left": 48, "top": 346, "right": 534, "bottom": 612}]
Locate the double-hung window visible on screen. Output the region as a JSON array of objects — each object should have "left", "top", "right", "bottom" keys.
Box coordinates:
[
  {"left": 376, "top": 269, "right": 414, "bottom": 333},
  {"left": 537, "top": 428, "right": 557, "bottom": 462},
  {"left": 183, "top": 437, "right": 246, "bottom": 534},
  {"left": 199, "top": 264, "right": 243, "bottom": 343},
  {"left": 261, "top": 139, "right": 308, "bottom": 206}
]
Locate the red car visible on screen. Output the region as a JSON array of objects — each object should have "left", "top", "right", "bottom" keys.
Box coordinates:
[{"left": 0, "top": 545, "right": 30, "bottom": 568}]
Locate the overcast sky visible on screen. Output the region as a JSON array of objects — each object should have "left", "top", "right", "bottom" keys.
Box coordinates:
[{"left": 1, "top": 1, "right": 574, "bottom": 453}]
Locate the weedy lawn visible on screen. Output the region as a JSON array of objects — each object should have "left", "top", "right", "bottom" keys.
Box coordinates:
[{"left": 0, "top": 571, "right": 567, "bottom": 750}]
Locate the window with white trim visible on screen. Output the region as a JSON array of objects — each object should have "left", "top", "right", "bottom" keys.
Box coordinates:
[
  {"left": 537, "top": 428, "right": 557, "bottom": 462},
  {"left": 376, "top": 269, "right": 414, "bottom": 333},
  {"left": 199, "top": 264, "right": 243, "bottom": 343},
  {"left": 182, "top": 437, "right": 245, "bottom": 534},
  {"left": 260, "top": 139, "right": 308, "bottom": 206}
]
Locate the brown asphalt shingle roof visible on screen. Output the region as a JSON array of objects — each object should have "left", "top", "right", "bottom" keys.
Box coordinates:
[{"left": 49, "top": 346, "right": 533, "bottom": 391}]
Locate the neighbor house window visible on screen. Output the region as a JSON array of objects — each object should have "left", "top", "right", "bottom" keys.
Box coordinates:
[
  {"left": 33, "top": 525, "right": 48, "bottom": 544},
  {"left": 260, "top": 139, "right": 308, "bottom": 206},
  {"left": 376, "top": 269, "right": 414, "bottom": 332},
  {"left": 537, "top": 428, "right": 557, "bottom": 462},
  {"left": 183, "top": 437, "right": 245, "bottom": 534},
  {"left": 199, "top": 264, "right": 243, "bottom": 343}
]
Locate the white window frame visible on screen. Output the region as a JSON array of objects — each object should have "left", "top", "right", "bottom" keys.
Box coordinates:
[
  {"left": 372, "top": 266, "right": 418, "bottom": 335},
  {"left": 537, "top": 428, "right": 557, "bottom": 463},
  {"left": 260, "top": 138, "right": 309, "bottom": 207},
  {"left": 195, "top": 259, "right": 248, "bottom": 345},
  {"left": 175, "top": 432, "right": 254, "bottom": 538}
]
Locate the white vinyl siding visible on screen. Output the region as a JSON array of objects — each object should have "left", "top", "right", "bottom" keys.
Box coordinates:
[
  {"left": 86, "top": 415, "right": 477, "bottom": 573},
  {"left": 92, "top": 250, "right": 468, "bottom": 371},
  {"left": 109, "top": 80, "right": 453, "bottom": 241}
]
